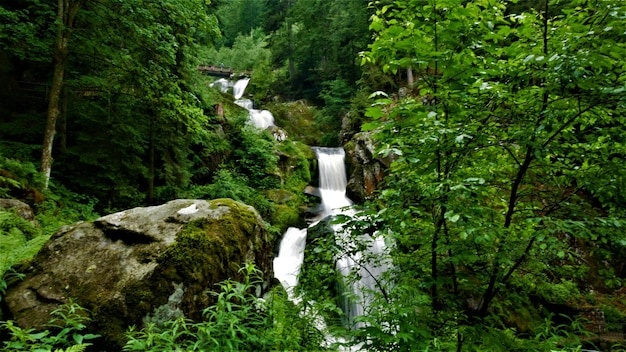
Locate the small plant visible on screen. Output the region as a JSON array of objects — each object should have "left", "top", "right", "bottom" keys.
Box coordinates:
[
  {"left": 0, "top": 268, "right": 24, "bottom": 303},
  {"left": 0, "top": 210, "right": 39, "bottom": 240},
  {"left": 0, "top": 301, "right": 100, "bottom": 351},
  {"left": 124, "top": 263, "right": 326, "bottom": 351},
  {"left": 0, "top": 211, "right": 44, "bottom": 282}
]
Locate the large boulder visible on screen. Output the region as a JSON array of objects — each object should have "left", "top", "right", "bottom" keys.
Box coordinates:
[{"left": 2, "top": 198, "right": 275, "bottom": 349}]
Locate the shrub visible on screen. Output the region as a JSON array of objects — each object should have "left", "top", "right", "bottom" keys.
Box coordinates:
[
  {"left": 0, "top": 211, "right": 43, "bottom": 285},
  {"left": 124, "top": 263, "right": 327, "bottom": 351},
  {"left": 185, "top": 168, "right": 274, "bottom": 221},
  {"left": 0, "top": 153, "right": 44, "bottom": 201},
  {"left": 0, "top": 302, "right": 100, "bottom": 351}
]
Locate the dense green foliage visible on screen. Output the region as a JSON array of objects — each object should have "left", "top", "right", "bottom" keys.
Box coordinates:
[
  {"left": 0, "top": 0, "right": 315, "bottom": 215},
  {"left": 328, "top": 0, "right": 626, "bottom": 350},
  {"left": 1, "top": 302, "right": 99, "bottom": 351},
  {"left": 123, "top": 264, "right": 325, "bottom": 351},
  {"left": 2, "top": 265, "right": 324, "bottom": 351},
  {"left": 0, "top": 153, "right": 98, "bottom": 286},
  {"left": 1, "top": 0, "right": 626, "bottom": 351}
]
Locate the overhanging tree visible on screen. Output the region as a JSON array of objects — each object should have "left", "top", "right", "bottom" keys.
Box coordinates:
[{"left": 357, "top": 0, "right": 626, "bottom": 350}]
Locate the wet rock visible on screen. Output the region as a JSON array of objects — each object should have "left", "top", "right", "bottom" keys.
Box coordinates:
[{"left": 344, "top": 132, "right": 395, "bottom": 203}]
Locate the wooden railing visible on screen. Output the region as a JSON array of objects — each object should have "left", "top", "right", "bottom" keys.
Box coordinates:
[{"left": 197, "top": 65, "right": 252, "bottom": 77}]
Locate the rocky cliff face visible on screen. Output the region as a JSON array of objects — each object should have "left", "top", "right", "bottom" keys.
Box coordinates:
[
  {"left": 345, "top": 132, "right": 394, "bottom": 203},
  {"left": 3, "top": 198, "right": 275, "bottom": 349}
]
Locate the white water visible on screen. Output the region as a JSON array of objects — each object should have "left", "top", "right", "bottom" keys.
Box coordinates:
[
  {"left": 209, "top": 78, "right": 231, "bottom": 93},
  {"left": 314, "top": 147, "right": 375, "bottom": 327},
  {"left": 212, "top": 77, "right": 276, "bottom": 130},
  {"left": 249, "top": 109, "right": 275, "bottom": 129},
  {"left": 272, "top": 227, "right": 307, "bottom": 301},
  {"left": 233, "top": 78, "right": 250, "bottom": 99},
  {"left": 234, "top": 98, "right": 254, "bottom": 110},
  {"left": 274, "top": 147, "right": 387, "bottom": 334},
  {"left": 315, "top": 147, "right": 353, "bottom": 219}
]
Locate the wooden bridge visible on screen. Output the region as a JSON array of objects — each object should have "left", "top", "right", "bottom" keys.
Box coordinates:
[{"left": 198, "top": 65, "right": 252, "bottom": 78}]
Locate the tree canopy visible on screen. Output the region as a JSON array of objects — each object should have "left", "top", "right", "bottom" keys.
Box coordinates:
[{"left": 351, "top": 0, "right": 626, "bottom": 349}]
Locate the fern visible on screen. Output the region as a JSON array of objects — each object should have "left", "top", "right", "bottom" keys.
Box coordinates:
[
  {"left": 54, "top": 343, "right": 91, "bottom": 352},
  {"left": 0, "top": 154, "right": 44, "bottom": 191}
]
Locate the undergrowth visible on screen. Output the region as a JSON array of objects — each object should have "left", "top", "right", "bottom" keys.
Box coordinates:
[
  {"left": 0, "top": 302, "right": 100, "bottom": 351},
  {"left": 124, "top": 263, "right": 326, "bottom": 351}
]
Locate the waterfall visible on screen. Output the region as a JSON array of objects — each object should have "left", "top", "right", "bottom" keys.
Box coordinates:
[
  {"left": 314, "top": 147, "right": 353, "bottom": 219},
  {"left": 232, "top": 78, "right": 250, "bottom": 99},
  {"left": 212, "top": 77, "right": 276, "bottom": 130},
  {"left": 248, "top": 109, "right": 275, "bottom": 129},
  {"left": 274, "top": 147, "right": 387, "bottom": 331},
  {"left": 209, "top": 78, "right": 231, "bottom": 93},
  {"left": 234, "top": 98, "right": 254, "bottom": 110},
  {"left": 273, "top": 227, "right": 307, "bottom": 301}
]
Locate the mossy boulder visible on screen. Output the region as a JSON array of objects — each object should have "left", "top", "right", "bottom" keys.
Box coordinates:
[{"left": 2, "top": 199, "right": 275, "bottom": 350}]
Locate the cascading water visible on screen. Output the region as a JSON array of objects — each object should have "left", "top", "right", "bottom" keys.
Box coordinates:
[
  {"left": 248, "top": 109, "right": 275, "bottom": 129},
  {"left": 212, "top": 76, "right": 276, "bottom": 130},
  {"left": 315, "top": 147, "right": 353, "bottom": 219},
  {"left": 314, "top": 148, "right": 388, "bottom": 328},
  {"left": 210, "top": 74, "right": 386, "bottom": 341},
  {"left": 209, "top": 78, "right": 231, "bottom": 93},
  {"left": 234, "top": 99, "right": 254, "bottom": 110},
  {"left": 272, "top": 227, "right": 307, "bottom": 301},
  {"left": 274, "top": 147, "right": 387, "bottom": 331},
  {"left": 232, "top": 77, "right": 250, "bottom": 100}
]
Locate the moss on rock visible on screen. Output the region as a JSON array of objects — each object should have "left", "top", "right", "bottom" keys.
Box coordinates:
[{"left": 3, "top": 199, "right": 275, "bottom": 350}]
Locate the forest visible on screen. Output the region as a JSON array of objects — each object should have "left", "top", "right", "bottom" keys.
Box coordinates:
[{"left": 0, "top": 0, "right": 625, "bottom": 351}]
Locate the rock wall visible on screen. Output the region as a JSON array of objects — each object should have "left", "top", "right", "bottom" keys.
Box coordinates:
[
  {"left": 345, "top": 131, "right": 394, "bottom": 203},
  {"left": 2, "top": 198, "right": 274, "bottom": 349}
]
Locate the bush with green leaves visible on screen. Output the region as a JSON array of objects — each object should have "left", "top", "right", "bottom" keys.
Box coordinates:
[
  {"left": 0, "top": 302, "right": 100, "bottom": 351},
  {"left": 124, "top": 263, "right": 326, "bottom": 351},
  {"left": 350, "top": 0, "right": 626, "bottom": 350},
  {"left": 232, "top": 126, "right": 280, "bottom": 190},
  {"left": 185, "top": 168, "right": 274, "bottom": 220}
]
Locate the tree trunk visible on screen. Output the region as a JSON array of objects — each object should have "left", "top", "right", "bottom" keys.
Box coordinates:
[
  {"left": 42, "top": 54, "right": 65, "bottom": 189},
  {"left": 407, "top": 66, "right": 414, "bottom": 88},
  {"left": 41, "top": 0, "right": 84, "bottom": 189},
  {"left": 147, "top": 118, "right": 155, "bottom": 205}
]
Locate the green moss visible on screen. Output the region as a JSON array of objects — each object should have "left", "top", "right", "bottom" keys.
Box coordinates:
[
  {"left": 265, "top": 189, "right": 296, "bottom": 204},
  {"left": 270, "top": 204, "right": 302, "bottom": 233},
  {"left": 275, "top": 141, "right": 313, "bottom": 195},
  {"left": 266, "top": 101, "right": 321, "bottom": 145},
  {"left": 152, "top": 199, "right": 267, "bottom": 317},
  {"left": 343, "top": 140, "right": 355, "bottom": 153}
]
